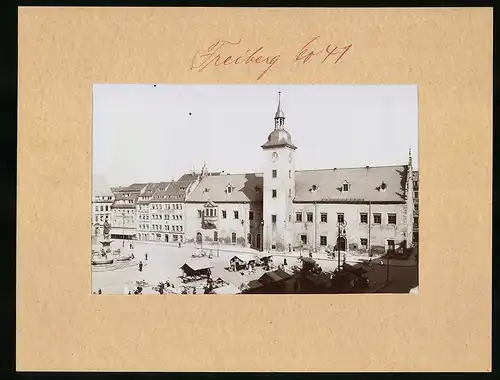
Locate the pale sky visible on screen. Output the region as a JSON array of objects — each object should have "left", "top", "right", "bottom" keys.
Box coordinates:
[{"left": 93, "top": 84, "right": 418, "bottom": 187}]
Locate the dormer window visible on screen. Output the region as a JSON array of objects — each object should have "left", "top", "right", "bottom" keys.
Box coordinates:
[
  {"left": 310, "top": 184, "right": 319, "bottom": 192},
  {"left": 226, "top": 184, "right": 234, "bottom": 194},
  {"left": 342, "top": 182, "right": 350, "bottom": 192},
  {"left": 380, "top": 181, "right": 387, "bottom": 191}
]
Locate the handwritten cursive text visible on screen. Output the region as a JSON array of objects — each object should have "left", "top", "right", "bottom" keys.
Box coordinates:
[{"left": 190, "top": 39, "right": 280, "bottom": 80}]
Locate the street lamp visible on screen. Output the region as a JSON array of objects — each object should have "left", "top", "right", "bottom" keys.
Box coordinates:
[
  {"left": 260, "top": 221, "right": 264, "bottom": 252},
  {"left": 122, "top": 212, "right": 125, "bottom": 248},
  {"left": 336, "top": 220, "right": 347, "bottom": 274}
]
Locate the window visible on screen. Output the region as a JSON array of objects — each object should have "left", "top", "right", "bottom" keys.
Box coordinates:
[
  {"left": 288, "top": 189, "right": 292, "bottom": 198},
  {"left": 414, "top": 216, "right": 419, "bottom": 225},
  {"left": 414, "top": 204, "right": 419, "bottom": 212},
  {"left": 373, "top": 213, "right": 382, "bottom": 224},
  {"left": 100, "top": 206, "right": 104, "bottom": 211},
  {"left": 179, "top": 226, "right": 183, "bottom": 232},
  {"left": 227, "top": 186, "right": 232, "bottom": 194},
  {"left": 95, "top": 216, "right": 98, "bottom": 222},
  {"left": 337, "top": 213, "right": 344, "bottom": 223},
  {"left": 320, "top": 213, "right": 328, "bottom": 223},
  {"left": 209, "top": 209, "right": 214, "bottom": 217},
  {"left": 272, "top": 169, "right": 277, "bottom": 178},
  {"left": 105, "top": 206, "right": 109, "bottom": 211},
  {"left": 289, "top": 170, "right": 291, "bottom": 179},
  {"left": 231, "top": 232, "right": 237, "bottom": 244},
  {"left": 295, "top": 212, "right": 302, "bottom": 222},
  {"left": 272, "top": 189, "right": 277, "bottom": 198},
  {"left": 289, "top": 214, "right": 292, "bottom": 222},
  {"left": 360, "top": 213, "right": 368, "bottom": 223},
  {"left": 214, "top": 231, "right": 218, "bottom": 241},
  {"left": 249, "top": 211, "right": 254, "bottom": 220},
  {"left": 271, "top": 214, "right": 277, "bottom": 223},
  {"left": 360, "top": 238, "right": 368, "bottom": 248},
  {"left": 388, "top": 213, "right": 397, "bottom": 225},
  {"left": 179, "top": 204, "right": 183, "bottom": 210},
  {"left": 307, "top": 212, "right": 313, "bottom": 222},
  {"left": 320, "top": 236, "right": 327, "bottom": 246},
  {"left": 387, "top": 239, "right": 395, "bottom": 250},
  {"left": 222, "top": 210, "right": 227, "bottom": 219},
  {"left": 414, "top": 191, "right": 419, "bottom": 199},
  {"left": 342, "top": 183, "right": 349, "bottom": 192},
  {"left": 234, "top": 210, "right": 239, "bottom": 219}
]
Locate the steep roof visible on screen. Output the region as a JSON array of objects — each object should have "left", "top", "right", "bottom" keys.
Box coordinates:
[
  {"left": 92, "top": 174, "right": 113, "bottom": 197},
  {"left": 150, "top": 182, "right": 173, "bottom": 202},
  {"left": 120, "top": 183, "right": 148, "bottom": 192},
  {"left": 186, "top": 165, "right": 408, "bottom": 204},
  {"left": 186, "top": 173, "right": 264, "bottom": 203},
  {"left": 294, "top": 165, "right": 408, "bottom": 203},
  {"left": 137, "top": 183, "right": 162, "bottom": 204}
]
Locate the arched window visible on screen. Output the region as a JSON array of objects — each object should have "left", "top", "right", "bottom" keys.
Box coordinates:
[{"left": 231, "top": 232, "right": 237, "bottom": 244}]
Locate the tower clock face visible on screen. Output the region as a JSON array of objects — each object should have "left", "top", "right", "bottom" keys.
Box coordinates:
[
  {"left": 289, "top": 153, "right": 293, "bottom": 163},
  {"left": 271, "top": 152, "right": 278, "bottom": 162}
]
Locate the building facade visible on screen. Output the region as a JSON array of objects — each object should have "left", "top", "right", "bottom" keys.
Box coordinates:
[
  {"left": 148, "top": 174, "right": 200, "bottom": 243},
  {"left": 92, "top": 174, "right": 114, "bottom": 238},
  {"left": 184, "top": 171, "right": 264, "bottom": 249},
  {"left": 110, "top": 183, "right": 147, "bottom": 241},
  {"left": 183, "top": 93, "right": 416, "bottom": 253},
  {"left": 136, "top": 182, "right": 162, "bottom": 241},
  {"left": 412, "top": 170, "right": 419, "bottom": 246}
]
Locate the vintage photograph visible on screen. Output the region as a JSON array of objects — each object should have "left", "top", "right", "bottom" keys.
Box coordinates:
[{"left": 92, "top": 84, "right": 419, "bottom": 295}]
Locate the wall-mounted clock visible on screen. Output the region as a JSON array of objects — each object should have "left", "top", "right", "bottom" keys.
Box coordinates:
[{"left": 271, "top": 152, "right": 279, "bottom": 162}]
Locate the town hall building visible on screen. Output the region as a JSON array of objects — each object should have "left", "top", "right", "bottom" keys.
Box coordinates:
[{"left": 183, "top": 92, "right": 416, "bottom": 254}]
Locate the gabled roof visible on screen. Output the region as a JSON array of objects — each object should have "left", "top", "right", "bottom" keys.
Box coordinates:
[
  {"left": 137, "top": 183, "right": 162, "bottom": 204},
  {"left": 247, "top": 279, "right": 264, "bottom": 289},
  {"left": 123, "top": 183, "right": 148, "bottom": 192},
  {"left": 92, "top": 174, "right": 113, "bottom": 197},
  {"left": 150, "top": 182, "right": 173, "bottom": 201},
  {"left": 180, "top": 259, "right": 214, "bottom": 272},
  {"left": 186, "top": 173, "right": 264, "bottom": 203},
  {"left": 294, "top": 165, "right": 408, "bottom": 203},
  {"left": 230, "top": 254, "right": 257, "bottom": 263}
]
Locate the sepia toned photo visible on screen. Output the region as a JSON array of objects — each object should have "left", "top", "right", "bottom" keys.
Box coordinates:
[{"left": 92, "top": 84, "right": 419, "bottom": 295}]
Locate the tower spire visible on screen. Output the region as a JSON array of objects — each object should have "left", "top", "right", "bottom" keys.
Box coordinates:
[{"left": 274, "top": 90, "right": 285, "bottom": 129}]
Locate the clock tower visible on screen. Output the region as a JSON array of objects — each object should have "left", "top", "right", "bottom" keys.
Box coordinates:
[{"left": 261, "top": 91, "right": 297, "bottom": 252}]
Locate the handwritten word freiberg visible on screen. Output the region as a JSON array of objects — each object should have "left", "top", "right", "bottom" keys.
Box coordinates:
[{"left": 190, "top": 37, "right": 352, "bottom": 80}]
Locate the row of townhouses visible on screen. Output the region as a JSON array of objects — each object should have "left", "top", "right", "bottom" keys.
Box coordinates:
[{"left": 92, "top": 95, "right": 419, "bottom": 253}]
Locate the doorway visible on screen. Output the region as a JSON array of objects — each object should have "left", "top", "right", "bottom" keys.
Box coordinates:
[
  {"left": 300, "top": 234, "right": 308, "bottom": 245},
  {"left": 256, "top": 234, "right": 261, "bottom": 250},
  {"left": 196, "top": 232, "right": 202, "bottom": 244}
]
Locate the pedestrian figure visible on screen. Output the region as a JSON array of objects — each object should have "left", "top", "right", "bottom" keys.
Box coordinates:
[
  {"left": 343, "top": 254, "right": 346, "bottom": 264},
  {"left": 131, "top": 253, "right": 134, "bottom": 259},
  {"left": 139, "top": 261, "right": 143, "bottom": 272},
  {"left": 380, "top": 260, "right": 384, "bottom": 266},
  {"left": 368, "top": 258, "right": 372, "bottom": 267},
  {"left": 284, "top": 258, "right": 288, "bottom": 266},
  {"left": 128, "top": 291, "right": 131, "bottom": 295},
  {"left": 145, "top": 252, "right": 148, "bottom": 261},
  {"left": 309, "top": 251, "right": 313, "bottom": 258},
  {"left": 178, "top": 242, "right": 181, "bottom": 248},
  {"left": 98, "top": 288, "right": 102, "bottom": 295},
  {"left": 130, "top": 243, "right": 132, "bottom": 249}
]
